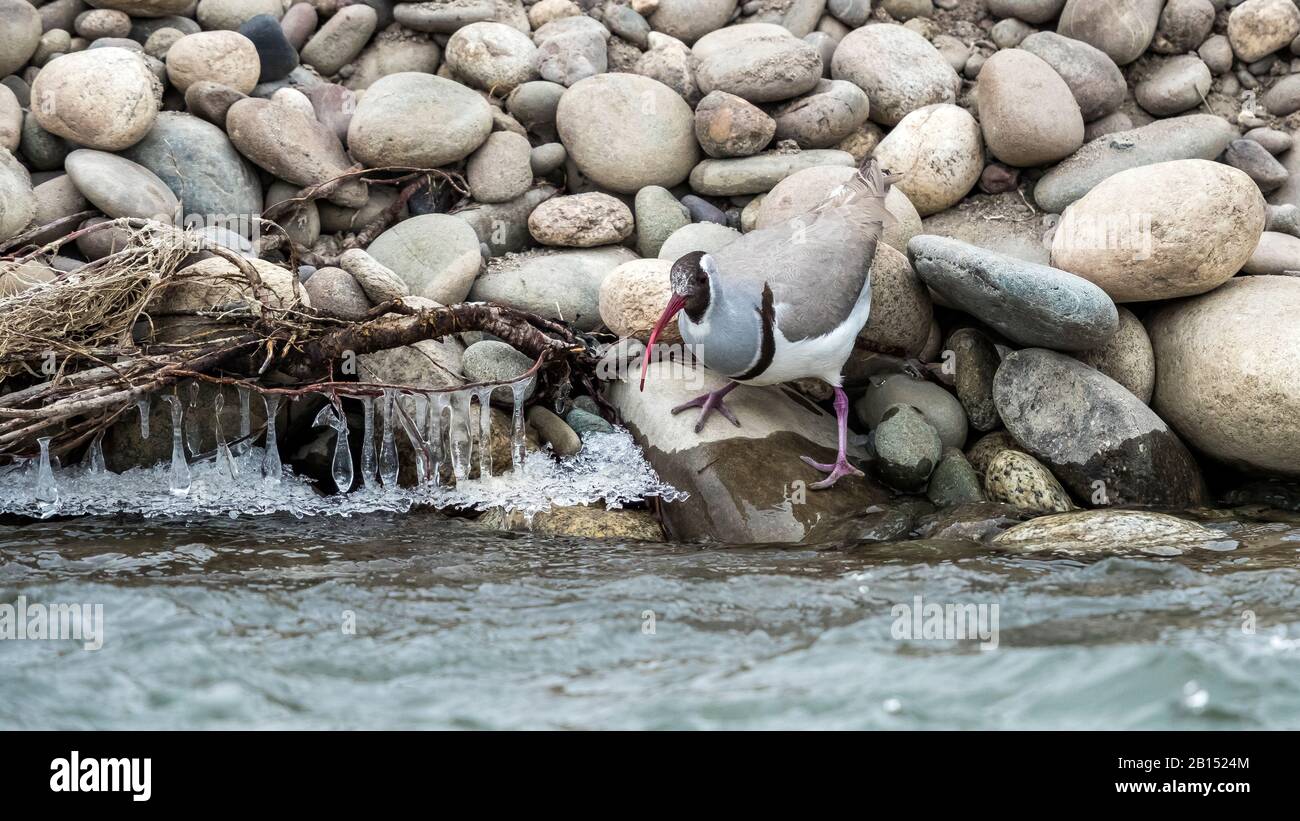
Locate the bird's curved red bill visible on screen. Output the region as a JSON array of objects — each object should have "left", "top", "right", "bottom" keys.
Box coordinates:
[{"left": 639, "top": 293, "right": 686, "bottom": 391}]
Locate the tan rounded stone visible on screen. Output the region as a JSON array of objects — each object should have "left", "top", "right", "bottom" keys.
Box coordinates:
[
  {"left": 976, "top": 49, "right": 1084, "bottom": 167},
  {"left": 598, "top": 257, "right": 682, "bottom": 344},
  {"left": 166, "top": 31, "right": 261, "bottom": 94},
  {"left": 871, "top": 103, "right": 983, "bottom": 216},
  {"left": 31, "top": 47, "right": 161, "bottom": 151}
]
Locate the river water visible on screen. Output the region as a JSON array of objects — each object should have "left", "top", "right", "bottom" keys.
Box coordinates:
[{"left": 2, "top": 507, "right": 1299, "bottom": 730}]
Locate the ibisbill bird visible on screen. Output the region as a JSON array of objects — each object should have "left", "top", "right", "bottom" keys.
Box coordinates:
[{"left": 639, "top": 157, "right": 902, "bottom": 490}]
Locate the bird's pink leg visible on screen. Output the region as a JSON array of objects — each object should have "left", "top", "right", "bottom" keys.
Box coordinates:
[
  {"left": 671, "top": 382, "right": 741, "bottom": 433},
  {"left": 800, "top": 387, "right": 864, "bottom": 490}
]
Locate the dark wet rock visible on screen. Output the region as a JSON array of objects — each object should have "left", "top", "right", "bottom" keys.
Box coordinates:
[
  {"left": 104, "top": 382, "right": 272, "bottom": 472},
  {"left": 843, "top": 501, "right": 932, "bottom": 544},
  {"left": 564, "top": 406, "right": 614, "bottom": 438},
  {"left": 993, "top": 348, "right": 1207, "bottom": 508},
  {"left": 872, "top": 403, "right": 943, "bottom": 492},
  {"left": 238, "top": 13, "right": 299, "bottom": 83},
  {"left": 927, "top": 448, "right": 986, "bottom": 508},
  {"left": 680, "top": 194, "right": 727, "bottom": 225},
  {"left": 945, "top": 327, "right": 1001, "bottom": 432},
  {"left": 609, "top": 361, "right": 890, "bottom": 543},
  {"left": 1033, "top": 115, "right": 1237, "bottom": 213},
  {"left": 908, "top": 235, "right": 1118, "bottom": 351},
  {"left": 993, "top": 509, "right": 1228, "bottom": 556},
  {"left": 914, "top": 501, "right": 1026, "bottom": 542}
]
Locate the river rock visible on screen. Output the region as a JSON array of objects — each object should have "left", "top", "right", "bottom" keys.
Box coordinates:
[
  {"left": 598, "top": 257, "right": 680, "bottom": 344},
  {"left": 1147, "top": 275, "right": 1300, "bottom": 476},
  {"left": 688, "top": 149, "right": 856, "bottom": 197},
  {"left": 1243, "top": 231, "right": 1300, "bottom": 275},
  {"left": 300, "top": 5, "right": 375, "bottom": 76},
  {"left": 470, "top": 246, "right": 637, "bottom": 331},
  {"left": 945, "top": 327, "right": 1001, "bottom": 432},
  {"left": 344, "top": 23, "right": 442, "bottom": 90},
  {"left": 184, "top": 81, "right": 246, "bottom": 127},
  {"left": 153, "top": 256, "right": 307, "bottom": 315},
  {"left": 348, "top": 72, "right": 491, "bottom": 169},
  {"left": 0, "top": 85, "right": 19, "bottom": 154},
  {"left": 1018, "top": 31, "right": 1126, "bottom": 123},
  {"left": 1051, "top": 159, "right": 1265, "bottom": 302},
  {"left": 693, "top": 24, "right": 822, "bottom": 104},
  {"left": 483, "top": 504, "right": 662, "bottom": 540},
  {"left": 853, "top": 244, "right": 933, "bottom": 357},
  {"left": 770, "top": 79, "right": 871, "bottom": 149},
  {"left": 65, "top": 149, "right": 178, "bottom": 223},
  {"left": 1223, "top": 138, "right": 1288, "bottom": 193},
  {"left": 31, "top": 47, "right": 160, "bottom": 151},
  {"left": 453, "top": 184, "right": 557, "bottom": 257},
  {"left": 965, "top": 430, "right": 1023, "bottom": 475},
  {"left": 995, "top": 510, "right": 1226, "bottom": 556},
  {"left": 0, "top": 1, "right": 40, "bottom": 78},
  {"left": 0, "top": 149, "right": 34, "bottom": 243},
  {"left": 926, "top": 447, "right": 987, "bottom": 507},
  {"left": 1071, "top": 306, "right": 1154, "bottom": 404},
  {"left": 634, "top": 185, "right": 689, "bottom": 258},
  {"left": 909, "top": 235, "right": 1118, "bottom": 349},
  {"left": 986, "top": 0, "right": 1065, "bottom": 24},
  {"left": 645, "top": 0, "right": 735, "bottom": 45},
  {"left": 121, "top": 111, "right": 261, "bottom": 224},
  {"left": 994, "top": 348, "right": 1206, "bottom": 507},
  {"left": 1134, "top": 55, "right": 1211, "bottom": 116},
  {"left": 444, "top": 20, "right": 537, "bottom": 92},
  {"left": 392, "top": 0, "right": 502, "bottom": 33},
  {"left": 1228, "top": 0, "right": 1300, "bottom": 63},
  {"left": 693, "top": 90, "right": 775, "bottom": 158},
  {"left": 304, "top": 266, "right": 370, "bottom": 320},
  {"left": 1245, "top": 129, "right": 1293, "bottom": 156},
  {"left": 920, "top": 192, "right": 1052, "bottom": 265},
  {"left": 227, "top": 95, "right": 366, "bottom": 207},
  {"left": 556, "top": 73, "right": 697, "bottom": 193},
  {"left": 195, "top": 0, "right": 283, "bottom": 30},
  {"left": 872, "top": 403, "right": 943, "bottom": 491},
  {"left": 338, "top": 247, "right": 410, "bottom": 304},
  {"left": 984, "top": 450, "right": 1075, "bottom": 514},
  {"left": 831, "top": 23, "right": 960, "bottom": 126},
  {"left": 27, "top": 174, "right": 88, "bottom": 244},
  {"left": 462, "top": 339, "right": 534, "bottom": 402},
  {"left": 754, "top": 164, "right": 922, "bottom": 253},
  {"left": 528, "top": 192, "right": 633, "bottom": 247},
  {"left": 657, "top": 222, "right": 740, "bottom": 260},
  {"left": 872, "top": 104, "right": 982, "bottom": 216},
  {"left": 857, "top": 373, "right": 967, "bottom": 450},
  {"left": 237, "top": 14, "right": 298, "bottom": 83},
  {"left": 165, "top": 31, "right": 261, "bottom": 94},
  {"left": 611, "top": 358, "right": 888, "bottom": 542},
  {"left": 1034, "top": 115, "right": 1237, "bottom": 212},
  {"left": 466, "top": 131, "right": 532, "bottom": 204},
  {"left": 977, "top": 48, "right": 1084, "bottom": 167},
  {"left": 1057, "top": 0, "right": 1162, "bottom": 65},
  {"left": 365, "top": 214, "right": 481, "bottom": 303},
  {"left": 533, "top": 15, "right": 609, "bottom": 87},
  {"left": 1153, "top": 0, "right": 1215, "bottom": 55}
]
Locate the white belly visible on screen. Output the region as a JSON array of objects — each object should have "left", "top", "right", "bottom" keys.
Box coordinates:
[{"left": 740, "top": 286, "right": 873, "bottom": 387}]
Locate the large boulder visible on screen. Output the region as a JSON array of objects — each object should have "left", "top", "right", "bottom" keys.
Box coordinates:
[
  {"left": 908, "top": 235, "right": 1118, "bottom": 350},
  {"left": 1051, "top": 159, "right": 1266, "bottom": 302},
  {"left": 993, "top": 348, "right": 1206, "bottom": 508},
  {"left": 611, "top": 359, "right": 890, "bottom": 542},
  {"left": 555, "top": 73, "right": 698, "bottom": 193},
  {"left": 1147, "top": 276, "right": 1300, "bottom": 476}
]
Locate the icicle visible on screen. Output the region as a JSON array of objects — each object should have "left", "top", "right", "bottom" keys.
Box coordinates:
[
  {"left": 379, "top": 389, "right": 400, "bottom": 488},
  {"left": 163, "top": 395, "right": 191, "bottom": 496},
  {"left": 262, "top": 394, "right": 281, "bottom": 483},
  {"left": 474, "top": 386, "right": 493, "bottom": 479},
  {"left": 448, "top": 389, "right": 472, "bottom": 481},
  {"left": 509, "top": 377, "right": 532, "bottom": 470},
  {"left": 34, "top": 436, "right": 58, "bottom": 504},
  {"left": 185, "top": 380, "right": 201, "bottom": 456},
  {"left": 214, "top": 391, "right": 238, "bottom": 479},
  {"left": 235, "top": 386, "right": 252, "bottom": 455},
  {"left": 359, "top": 395, "right": 378, "bottom": 490},
  {"left": 84, "top": 430, "right": 106, "bottom": 474},
  {"left": 313, "top": 397, "right": 353, "bottom": 493},
  {"left": 137, "top": 397, "right": 150, "bottom": 440},
  {"left": 400, "top": 394, "right": 431, "bottom": 485},
  {"left": 428, "top": 393, "right": 448, "bottom": 487}
]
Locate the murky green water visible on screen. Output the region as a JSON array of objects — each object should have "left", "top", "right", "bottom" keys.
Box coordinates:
[{"left": 1, "top": 511, "right": 1299, "bottom": 729}]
